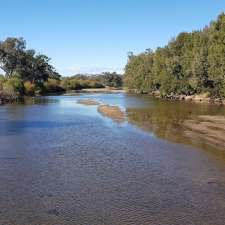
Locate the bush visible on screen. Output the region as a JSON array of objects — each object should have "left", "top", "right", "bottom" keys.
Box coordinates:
[
  {"left": 24, "top": 81, "right": 35, "bottom": 96},
  {"left": 43, "top": 79, "right": 65, "bottom": 93},
  {"left": 60, "top": 77, "right": 105, "bottom": 91},
  {"left": 91, "top": 81, "right": 104, "bottom": 88},
  {"left": 61, "top": 79, "right": 82, "bottom": 90},
  {"left": 0, "top": 75, "right": 5, "bottom": 90},
  {"left": 70, "top": 80, "right": 82, "bottom": 90},
  {"left": 2, "top": 77, "right": 24, "bottom": 97}
]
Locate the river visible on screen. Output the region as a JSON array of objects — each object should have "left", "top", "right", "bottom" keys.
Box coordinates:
[{"left": 0, "top": 93, "right": 225, "bottom": 225}]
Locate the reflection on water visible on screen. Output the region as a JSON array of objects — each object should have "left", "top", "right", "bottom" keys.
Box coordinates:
[
  {"left": 1, "top": 93, "right": 225, "bottom": 225},
  {"left": 126, "top": 98, "right": 225, "bottom": 154}
]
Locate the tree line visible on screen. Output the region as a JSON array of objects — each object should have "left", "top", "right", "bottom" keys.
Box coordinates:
[
  {"left": 124, "top": 13, "right": 225, "bottom": 99},
  {"left": 0, "top": 37, "right": 122, "bottom": 102},
  {"left": 0, "top": 37, "right": 61, "bottom": 98},
  {"left": 61, "top": 72, "right": 123, "bottom": 91}
]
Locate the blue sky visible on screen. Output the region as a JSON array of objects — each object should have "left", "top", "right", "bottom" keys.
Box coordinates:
[{"left": 0, "top": 0, "right": 224, "bottom": 75}]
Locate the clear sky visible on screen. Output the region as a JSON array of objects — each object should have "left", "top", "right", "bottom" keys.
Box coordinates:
[{"left": 0, "top": 0, "right": 224, "bottom": 75}]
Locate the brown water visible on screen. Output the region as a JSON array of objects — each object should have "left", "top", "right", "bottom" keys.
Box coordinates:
[{"left": 0, "top": 93, "right": 225, "bottom": 225}]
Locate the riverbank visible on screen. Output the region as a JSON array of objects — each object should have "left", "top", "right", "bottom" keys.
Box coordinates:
[
  {"left": 0, "top": 92, "right": 20, "bottom": 105},
  {"left": 130, "top": 90, "right": 225, "bottom": 105},
  {"left": 62, "top": 88, "right": 125, "bottom": 96},
  {"left": 0, "top": 88, "right": 125, "bottom": 105},
  {"left": 63, "top": 88, "right": 127, "bottom": 96},
  {"left": 2, "top": 88, "right": 224, "bottom": 106},
  {"left": 77, "top": 87, "right": 125, "bottom": 93},
  {"left": 160, "top": 93, "right": 225, "bottom": 105}
]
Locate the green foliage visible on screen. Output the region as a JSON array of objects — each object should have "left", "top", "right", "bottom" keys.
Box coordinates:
[
  {"left": 101, "top": 72, "right": 123, "bottom": 88},
  {"left": 61, "top": 78, "right": 82, "bottom": 90},
  {"left": 0, "top": 38, "right": 26, "bottom": 76},
  {"left": 0, "top": 37, "right": 122, "bottom": 98},
  {"left": 0, "top": 37, "right": 60, "bottom": 86},
  {"left": 60, "top": 74, "right": 115, "bottom": 91},
  {"left": 0, "top": 37, "right": 63, "bottom": 98},
  {"left": 43, "top": 79, "right": 65, "bottom": 94},
  {"left": 124, "top": 13, "right": 225, "bottom": 98},
  {"left": 0, "top": 75, "right": 5, "bottom": 90},
  {"left": 24, "top": 81, "right": 35, "bottom": 96},
  {"left": 2, "top": 77, "right": 24, "bottom": 97}
]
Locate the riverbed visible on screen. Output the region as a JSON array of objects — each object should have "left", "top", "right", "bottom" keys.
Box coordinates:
[{"left": 0, "top": 93, "right": 225, "bottom": 225}]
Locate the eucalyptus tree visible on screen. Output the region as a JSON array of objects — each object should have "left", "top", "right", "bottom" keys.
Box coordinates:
[{"left": 0, "top": 37, "right": 60, "bottom": 86}]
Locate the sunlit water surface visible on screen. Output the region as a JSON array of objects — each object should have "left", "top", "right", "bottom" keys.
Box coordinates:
[{"left": 0, "top": 93, "right": 225, "bottom": 225}]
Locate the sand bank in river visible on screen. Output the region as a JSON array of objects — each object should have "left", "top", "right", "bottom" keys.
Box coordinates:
[
  {"left": 97, "top": 105, "right": 125, "bottom": 122},
  {"left": 77, "top": 99, "right": 100, "bottom": 105},
  {"left": 78, "top": 98, "right": 125, "bottom": 122},
  {"left": 184, "top": 115, "right": 225, "bottom": 150}
]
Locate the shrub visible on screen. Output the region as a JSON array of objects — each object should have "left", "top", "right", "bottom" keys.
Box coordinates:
[
  {"left": 0, "top": 75, "right": 5, "bottom": 90},
  {"left": 70, "top": 80, "right": 82, "bottom": 90},
  {"left": 24, "top": 81, "right": 36, "bottom": 96},
  {"left": 61, "top": 79, "right": 82, "bottom": 90},
  {"left": 2, "top": 77, "right": 24, "bottom": 97},
  {"left": 88, "top": 80, "right": 104, "bottom": 88},
  {"left": 43, "top": 79, "right": 65, "bottom": 93}
]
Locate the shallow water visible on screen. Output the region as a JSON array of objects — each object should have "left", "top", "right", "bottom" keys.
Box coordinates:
[{"left": 0, "top": 93, "right": 225, "bottom": 225}]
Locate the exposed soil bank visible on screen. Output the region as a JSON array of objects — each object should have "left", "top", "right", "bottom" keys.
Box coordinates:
[
  {"left": 77, "top": 99, "right": 100, "bottom": 105},
  {"left": 184, "top": 115, "right": 225, "bottom": 150},
  {"left": 98, "top": 105, "right": 125, "bottom": 122}
]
